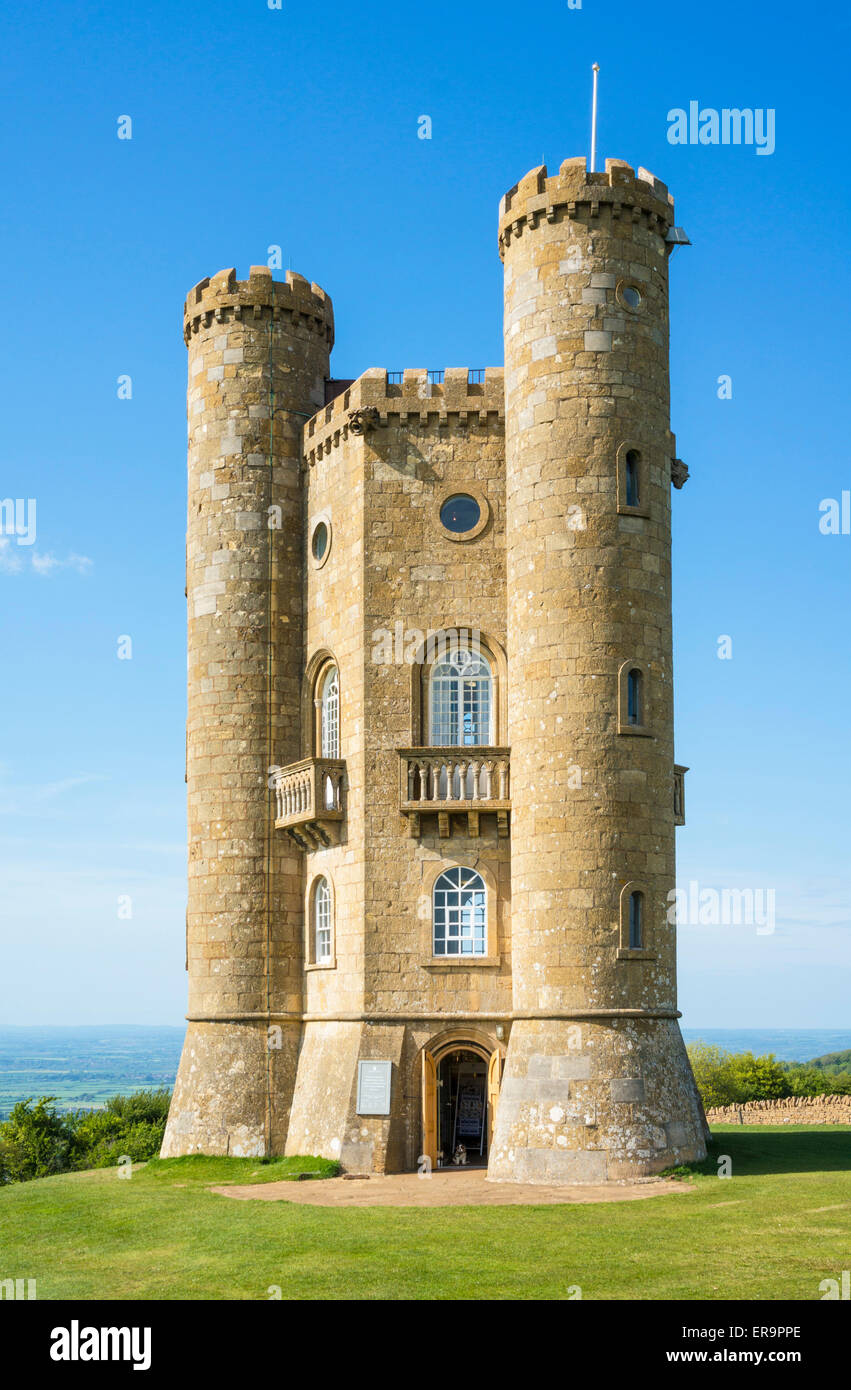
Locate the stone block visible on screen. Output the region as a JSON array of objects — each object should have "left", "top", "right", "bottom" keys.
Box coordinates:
[
  {"left": 611, "top": 1078, "right": 645, "bottom": 1103},
  {"left": 584, "top": 330, "right": 612, "bottom": 352}
]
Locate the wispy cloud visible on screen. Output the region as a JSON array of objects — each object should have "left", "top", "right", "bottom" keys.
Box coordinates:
[
  {"left": 0, "top": 539, "right": 23, "bottom": 574},
  {"left": 0, "top": 772, "right": 107, "bottom": 818},
  {"left": 0, "top": 541, "right": 93, "bottom": 577},
  {"left": 31, "top": 552, "right": 93, "bottom": 576}
]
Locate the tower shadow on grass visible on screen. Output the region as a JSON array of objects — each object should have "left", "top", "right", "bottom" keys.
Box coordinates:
[{"left": 673, "top": 1127, "right": 851, "bottom": 1178}]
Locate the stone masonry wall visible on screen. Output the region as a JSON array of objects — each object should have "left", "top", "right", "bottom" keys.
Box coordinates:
[
  {"left": 162, "top": 268, "right": 332, "bottom": 1158},
  {"left": 706, "top": 1095, "right": 851, "bottom": 1126},
  {"left": 490, "top": 157, "right": 706, "bottom": 1182},
  {"left": 288, "top": 368, "right": 512, "bottom": 1171},
  {"left": 164, "top": 158, "right": 710, "bottom": 1181}
]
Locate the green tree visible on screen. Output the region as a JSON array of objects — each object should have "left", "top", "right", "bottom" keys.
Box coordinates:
[
  {"left": 686, "top": 1043, "right": 851, "bottom": 1108},
  {"left": 104, "top": 1088, "right": 171, "bottom": 1126},
  {"left": 0, "top": 1089, "right": 171, "bottom": 1185},
  {"left": 0, "top": 1097, "right": 74, "bottom": 1184},
  {"left": 781, "top": 1065, "right": 851, "bottom": 1097},
  {"left": 726, "top": 1051, "right": 789, "bottom": 1102},
  {"left": 686, "top": 1043, "right": 739, "bottom": 1109},
  {"left": 69, "top": 1091, "right": 169, "bottom": 1170}
]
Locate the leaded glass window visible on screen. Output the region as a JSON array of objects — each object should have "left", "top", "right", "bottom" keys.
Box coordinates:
[
  {"left": 429, "top": 649, "right": 492, "bottom": 746},
  {"left": 320, "top": 667, "right": 339, "bottom": 757},
  {"left": 433, "top": 866, "right": 487, "bottom": 957},
  {"left": 314, "top": 877, "right": 332, "bottom": 962}
]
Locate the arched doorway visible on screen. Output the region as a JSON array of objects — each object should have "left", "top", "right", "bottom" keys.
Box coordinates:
[{"left": 420, "top": 1035, "right": 503, "bottom": 1170}]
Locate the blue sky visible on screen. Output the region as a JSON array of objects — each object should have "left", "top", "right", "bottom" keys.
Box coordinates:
[{"left": 1, "top": 0, "right": 849, "bottom": 1027}]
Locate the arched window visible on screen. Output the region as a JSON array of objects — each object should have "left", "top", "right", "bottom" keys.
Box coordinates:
[
  {"left": 617, "top": 443, "right": 649, "bottom": 517},
  {"left": 627, "top": 668, "right": 642, "bottom": 726},
  {"left": 618, "top": 660, "right": 650, "bottom": 736},
  {"left": 628, "top": 890, "right": 644, "bottom": 949},
  {"left": 625, "top": 450, "right": 640, "bottom": 508},
  {"left": 320, "top": 666, "right": 339, "bottom": 758},
  {"left": 313, "top": 877, "right": 332, "bottom": 963},
  {"left": 428, "top": 648, "right": 493, "bottom": 747},
  {"left": 619, "top": 880, "right": 652, "bottom": 957},
  {"left": 433, "top": 867, "right": 486, "bottom": 956}
]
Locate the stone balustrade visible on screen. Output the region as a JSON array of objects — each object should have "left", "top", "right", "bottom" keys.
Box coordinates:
[
  {"left": 272, "top": 757, "right": 345, "bottom": 847},
  {"left": 398, "top": 747, "right": 510, "bottom": 838}
]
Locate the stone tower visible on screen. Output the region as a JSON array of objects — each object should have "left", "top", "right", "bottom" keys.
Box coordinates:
[
  {"left": 162, "top": 154, "right": 707, "bottom": 1182},
  {"left": 488, "top": 158, "right": 706, "bottom": 1181},
  {"left": 161, "top": 268, "right": 333, "bottom": 1158}
]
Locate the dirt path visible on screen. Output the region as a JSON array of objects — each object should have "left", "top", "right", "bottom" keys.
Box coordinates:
[{"left": 211, "top": 1168, "right": 694, "bottom": 1208}]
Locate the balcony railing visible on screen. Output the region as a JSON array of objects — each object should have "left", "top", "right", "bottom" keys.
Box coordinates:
[
  {"left": 398, "top": 747, "right": 511, "bottom": 838},
  {"left": 272, "top": 757, "right": 345, "bottom": 848}
]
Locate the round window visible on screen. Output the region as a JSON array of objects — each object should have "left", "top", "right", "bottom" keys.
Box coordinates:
[
  {"left": 440, "top": 494, "right": 481, "bottom": 534},
  {"left": 621, "top": 285, "right": 642, "bottom": 310},
  {"left": 311, "top": 521, "right": 328, "bottom": 562}
]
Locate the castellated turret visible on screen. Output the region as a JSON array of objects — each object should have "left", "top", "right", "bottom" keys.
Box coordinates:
[
  {"left": 161, "top": 268, "right": 333, "bottom": 1157},
  {"left": 162, "top": 156, "right": 707, "bottom": 1181},
  {"left": 490, "top": 157, "right": 706, "bottom": 1180}
]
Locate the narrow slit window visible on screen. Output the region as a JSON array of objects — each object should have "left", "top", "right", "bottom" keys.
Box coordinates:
[
  {"left": 628, "top": 891, "right": 644, "bottom": 949},
  {"left": 625, "top": 450, "right": 640, "bottom": 508},
  {"left": 627, "top": 668, "right": 642, "bottom": 725}
]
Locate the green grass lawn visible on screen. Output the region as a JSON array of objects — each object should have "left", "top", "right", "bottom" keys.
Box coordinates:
[{"left": 0, "top": 1127, "right": 848, "bottom": 1300}]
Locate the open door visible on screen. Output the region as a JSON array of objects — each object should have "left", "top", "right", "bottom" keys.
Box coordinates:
[
  {"left": 487, "top": 1048, "right": 503, "bottom": 1148},
  {"left": 421, "top": 1049, "right": 437, "bottom": 1169}
]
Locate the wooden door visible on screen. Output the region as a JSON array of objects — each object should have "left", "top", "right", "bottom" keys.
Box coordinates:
[
  {"left": 421, "top": 1049, "right": 437, "bottom": 1169},
  {"left": 487, "top": 1049, "right": 503, "bottom": 1147}
]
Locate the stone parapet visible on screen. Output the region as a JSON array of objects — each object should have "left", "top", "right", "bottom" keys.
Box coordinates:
[
  {"left": 303, "top": 367, "right": 505, "bottom": 466},
  {"left": 183, "top": 266, "right": 334, "bottom": 347},
  {"left": 499, "top": 157, "right": 674, "bottom": 261}
]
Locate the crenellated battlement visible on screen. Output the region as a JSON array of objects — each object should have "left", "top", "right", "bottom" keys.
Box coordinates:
[
  {"left": 183, "top": 266, "right": 334, "bottom": 347},
  {"left": 498, "top": 157, "right": 674, "bottom": 260},
  {"left": 303, "top": 366, "right": 505, "bottom": 467}
]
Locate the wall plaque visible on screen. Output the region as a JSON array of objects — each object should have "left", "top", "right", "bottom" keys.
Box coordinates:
[{"left": 357, "top": 1060, "right": 392, "bottom": 1115}]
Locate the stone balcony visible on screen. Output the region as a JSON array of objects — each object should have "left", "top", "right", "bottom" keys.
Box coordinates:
[
  {"left": 398, "top": 747, "right": 511, "bottom": 838},
  {"left": 273, "top": 757, "right": 345, "bottom": 848}
]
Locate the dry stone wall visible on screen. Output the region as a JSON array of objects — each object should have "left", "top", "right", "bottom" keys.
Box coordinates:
[{"left": 706, "top": 1095, "right": 851, "bottom": 1126}]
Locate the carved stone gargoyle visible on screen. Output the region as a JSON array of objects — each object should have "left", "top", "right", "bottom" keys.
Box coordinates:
[
  {"left": 671, "top": 458, "right": 690, "bottom": 489},
  {"left": 347, "top": 407, "right": 379, "bottom": 435}
]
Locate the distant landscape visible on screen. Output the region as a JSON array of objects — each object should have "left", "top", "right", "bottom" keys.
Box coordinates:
[
  {"left": 0, "top": 1027, "right": 184, "bottom": 1119},
  {"left": 1, "top": 1025, "right": 850, "bottom": 1119},
  {"left": 679, "top": 1029, "right": 851, "bottom": 1063}
]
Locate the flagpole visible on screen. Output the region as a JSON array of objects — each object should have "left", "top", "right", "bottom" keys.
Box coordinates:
[{"left": 590, "top": 63, "right": 600, "bottom": 172}]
